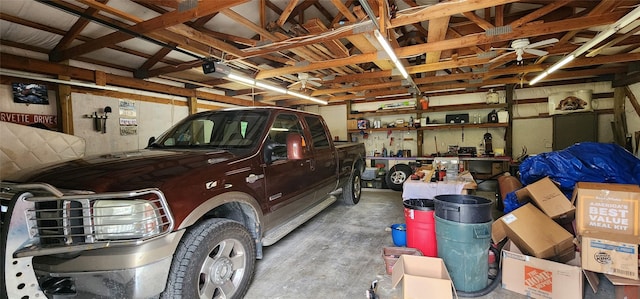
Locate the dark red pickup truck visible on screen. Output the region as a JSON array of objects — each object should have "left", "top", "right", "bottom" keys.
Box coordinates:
[{"left": 1, "top": 107, "right": 365, "bottom": 299}]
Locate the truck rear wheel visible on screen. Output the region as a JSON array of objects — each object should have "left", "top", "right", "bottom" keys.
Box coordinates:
[
  {"left": 342, "top": 168, "right": 361, "bottom": 205},
  {"left": 161, "top": 219, "right": 256, "bottom": 299},
  {"left": 385, "top": 164, "right": 412, "bottom": 191}
]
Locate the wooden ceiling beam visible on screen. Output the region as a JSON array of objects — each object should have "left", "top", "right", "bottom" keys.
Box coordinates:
[
  {"left": 222, "top": 8, "right": 280, "bottom": 41},
  {"left": 0, "top": 11, "right": 186, "bottom": 68},
  {"left": 51, "top": 0, "right": 248, "bottom": 62},
  {"left": 313, "top": 1, "right": 334, "bottom": 23},
  {"left": 53, "top": 0, "right": 109, "bottom": 53},
  {"left": 396, "top": 12, "right": 625, "bottom": 59},
  {"left": 135, "top": 44, "right": 175, "bottom": 78},
  {"left": 330, "top": 0, "right": 358, "bottom": 23},
  {"left": 390, "top": 0, "right": 521, "bottom": 28},
  {"left": 509, "top": 0, "right": 572, "bottom": 28},
  {"left": 247, "top": 9, "right": 624, "bottom": 81},
  {"left": 256, "top": 52, "right": 377, "bottom": 79},
  {"left": 462, "top": 11, "right": 493, "bottom": 30},
  {"left": 558, "top": 0, "right": 624, "bottom": 44},
  {"left": 329, "top": 0, "right": 355, "bottom": 27},
  {"left": 277, "top": 0, "right": 300, "bottom": 27}
]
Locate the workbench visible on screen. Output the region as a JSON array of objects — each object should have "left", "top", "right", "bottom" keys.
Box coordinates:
[{"left": 402, "top": 172, "right": 477, "bottom": 200}]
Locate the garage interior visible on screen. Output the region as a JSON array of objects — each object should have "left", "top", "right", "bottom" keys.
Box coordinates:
[{"left": 1, "top": 0, "right": 640, "bottom": 298}]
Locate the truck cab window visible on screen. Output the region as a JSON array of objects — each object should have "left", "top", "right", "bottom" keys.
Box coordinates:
[{"left": 304, "top": 116, "right": 330, "bottom": 148}]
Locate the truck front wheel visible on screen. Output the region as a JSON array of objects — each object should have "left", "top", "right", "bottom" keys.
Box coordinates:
[
  {"left": 385, "top": 164, "right": 412, "bottom": 191},
  {"left": 161, "top": 219, "right": 256, "bottom": 299},
  {"left": 342, "top": 168, "right": 362, "bottom": 205}
]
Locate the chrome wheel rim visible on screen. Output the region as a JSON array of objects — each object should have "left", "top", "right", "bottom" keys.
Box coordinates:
[{"left": 199, "top": 238, "right": 247, "bottom": 299}]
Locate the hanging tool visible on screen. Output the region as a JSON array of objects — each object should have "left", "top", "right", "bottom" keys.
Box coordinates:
[{"left": 462, "top": 127, "right": 465, "bottom": 142}]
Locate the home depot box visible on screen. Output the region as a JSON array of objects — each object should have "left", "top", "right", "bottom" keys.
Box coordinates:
[
  {"left": 515, "top": 177, "right": 575, "bottom": 221},
  {"left": 501, "top": 241, "right": 583, "bottom": 299},
  {"left": 391, "top": 255, "right": 454, "bottom": 299},
  {"left": 572, "top": 182, "right": 640, "bottom": 238},
  {"left": 493, "top": 203, "right": 575, "bottom": 261},
  {"left": 581, "top": 233, "right": 639, "bottom": 280}
]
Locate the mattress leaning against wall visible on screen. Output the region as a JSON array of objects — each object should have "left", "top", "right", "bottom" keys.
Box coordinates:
[{"left": 0, "top": 121, "right": 86, "bottom": 179}]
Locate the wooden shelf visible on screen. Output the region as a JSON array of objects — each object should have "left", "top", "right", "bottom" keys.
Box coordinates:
[
  {"left": 348, "top": 122, "right": 508, "bottom": 133},
  {"left": 348, "top": 103, "right": 507, "bottom": 118},
  {"left": 419, "top": 122, "right": 508, "bottom": 130}
]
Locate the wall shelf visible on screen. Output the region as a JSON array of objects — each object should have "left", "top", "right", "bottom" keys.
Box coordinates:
[
  {"left": 349, "top": 103, "right": 508, "bottom": 118},
  {"left": 348, "top": 122, "right": 507, "bottom": 133}
]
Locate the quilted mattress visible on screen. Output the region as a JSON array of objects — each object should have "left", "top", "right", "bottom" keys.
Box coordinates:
[{"left": 0, "top": 121, "right": 85, "bottom": 179}]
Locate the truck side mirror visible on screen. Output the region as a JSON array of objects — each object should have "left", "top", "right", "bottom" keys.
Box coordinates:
[
  {"left": 147, "top": 136, "right": 156, "bottom": 147},
  {"left": 287, "top": 133, "right": 304, "bottom": 160}
]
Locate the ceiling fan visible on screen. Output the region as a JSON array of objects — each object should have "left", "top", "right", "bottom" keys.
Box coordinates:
[
  {"left": 287, "top": 72, "right": 322, "bottom": 90},
  {"left": 489, "top": 38, "right": 559, "bottom": 63}
]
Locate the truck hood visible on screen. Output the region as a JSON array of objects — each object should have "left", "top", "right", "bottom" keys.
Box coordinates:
[{"left": 7, "top": 149, "right": 237, "bottom": 192}]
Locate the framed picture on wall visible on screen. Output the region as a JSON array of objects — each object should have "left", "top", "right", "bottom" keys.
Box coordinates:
[
  {"left": 548, "top": 89, "right": 593, "bottom": 115},
  {"left": 12, "top": 83, "right": 49, "bottom": 105}
]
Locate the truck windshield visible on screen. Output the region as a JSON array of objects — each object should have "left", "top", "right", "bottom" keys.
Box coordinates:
[{"left": 150, "top": 110, "right": 268, "bottom": 150}]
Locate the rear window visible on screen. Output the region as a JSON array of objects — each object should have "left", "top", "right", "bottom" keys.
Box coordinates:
[{"left": 305, "top": 116, "right": 330, "bottom": 148}]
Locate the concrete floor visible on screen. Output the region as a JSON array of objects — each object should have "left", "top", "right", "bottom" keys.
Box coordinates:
[{"left": 244, "top": 188, "right": 615, "bottom": 299}]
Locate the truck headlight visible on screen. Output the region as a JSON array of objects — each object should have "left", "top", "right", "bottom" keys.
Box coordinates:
[{"left": 93, "top": 200, "right": 161, "bottom": 240}]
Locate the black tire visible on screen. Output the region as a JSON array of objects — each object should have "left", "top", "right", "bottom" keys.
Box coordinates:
[
  {"left": 342, "top": 168, "right": 362, "bottom": 205},
  {"left": 385, "top": 164, "right": 413, "bottom": 191},
  {"left": 161, "top": 219, "right": 256, "bottom": 299}
]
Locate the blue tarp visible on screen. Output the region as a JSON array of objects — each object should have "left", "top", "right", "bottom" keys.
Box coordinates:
[{"left": 503, "top": 142, "right": 640, "bottom": 213}]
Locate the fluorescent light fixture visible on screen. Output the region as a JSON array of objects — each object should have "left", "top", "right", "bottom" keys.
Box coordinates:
[
  {"left": 373, "top": 30, "right": 410, "bottom": 80},
  {"left": 227, "top": 73, "right": 255, "bottom": 86},
  {"left": 287, "top": 90, "right": 328, "bottom": 105},
  {"left": 528, "top": 72, "right": 546, "bottom": 85},
  {"left": 547, "top": 55, "right": 575, "bottom": 73},
  {"left": 216, "top": 65, "right": 327, "bottom": 105},
  {"left": 574, "top": 27, "right": 617, "bottom": 56},
  {"left": 255, "top": 81, "right": 288, "bottom": 94},
  {"left": 0, "top": 69, "right": 119, "bottom": 91}
]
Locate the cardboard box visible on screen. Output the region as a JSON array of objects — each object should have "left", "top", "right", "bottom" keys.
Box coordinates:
[
  {"left": 606, "top": 274, "right": 640, "bottom": 299},
  {"left": 493, "top": 203, "right": 575, "bottom": 261},
  {"left": 491, "top": 162, "right": 503, "bottom": 176},
  {"left": 581, "top": 234, "right": 639, "bottom": 280},
  {"left": 382, "top": 247, "right": 422, "bottom": 275},
  {"left": 501, "top": 241, "right": 583, "bottom": 299},
  {"left": 391, "top": 255, "right": 454, "bottom": 299},
  {"left": 347, "top": 119, "right": 358, "bottom": 130},
  {"left": 572, "top": 182, "right": 640, "bottom": 238},
  {"left": 515, "top": 177, "right": 575, "bottom": 221}
]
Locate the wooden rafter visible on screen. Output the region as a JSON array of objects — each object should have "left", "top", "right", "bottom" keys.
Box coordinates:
[{"left": 50, "top": 0, "right": 249, "bottom": 62}]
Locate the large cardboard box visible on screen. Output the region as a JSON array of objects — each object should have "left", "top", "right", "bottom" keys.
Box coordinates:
[
  {"left": 572, "top": 182, "right": 640, "bottom": 238},
  {"left": 515, "top": 177, "right": 575, "bottom": 221},
  {"left": 501, "top": 241, "right": 583, "bottom": 299},
  {"left": 581, "top": 233, "right": 639, "bottom": 280},
  {"left": 493, "top": 203, "right": 575, "bottom": 261},
  {"left": 391, "top": 255, "right": 454, "bottom": 299}
]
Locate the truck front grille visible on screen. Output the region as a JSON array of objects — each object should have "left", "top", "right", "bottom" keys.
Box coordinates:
[
  {"left": 1, "top": 183, "right": 174, "bottom": 255},
  {"left": 32, "top": 200, "right": 90, "bottom": 245}
]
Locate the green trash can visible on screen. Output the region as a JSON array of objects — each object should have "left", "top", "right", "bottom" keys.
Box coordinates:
[{"left": 435, "top": 216, "right": 492, "bottom": 292}]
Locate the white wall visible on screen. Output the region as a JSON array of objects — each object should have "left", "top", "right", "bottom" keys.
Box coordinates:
[
  {"left": 2, "top": 79, "right": 639, "bottom": 159},
  {"left": 70, "top": 93, "right": 189, "bottom": 155},
  {"left": 0, "top": 83, "right": 190, "bottom": 156},
  {"left": 317, "top": 81, "right": 640, "bottom": 159}
]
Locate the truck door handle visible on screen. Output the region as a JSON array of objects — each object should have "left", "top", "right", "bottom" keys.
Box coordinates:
[{"left": 246, "top": 174, "right": 264, "bottom": 183}]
